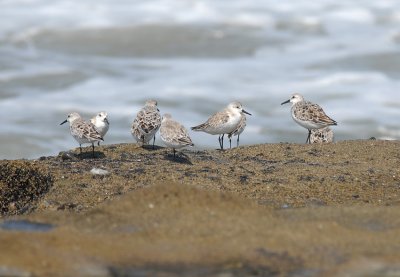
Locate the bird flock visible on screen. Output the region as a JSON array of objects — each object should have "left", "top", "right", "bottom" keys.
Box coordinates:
[{"left": 60, "top": 93, "right": 337, "bottom": 158}]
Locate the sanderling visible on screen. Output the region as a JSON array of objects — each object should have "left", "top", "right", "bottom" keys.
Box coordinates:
[
  {"left": 131, "top": 99, "right": 162, "bottom": 148},
  {"left": 60, "top": 112, "right": 103, "bottom": 156},
  {"left": 281, "top": 93, "right": 337, "bottom": 144},
  {"left": 160, "top": 113, "right": 194, "bottom": 158},
  {"left": 228, "top": 113, "right": 247, "bottom": 148},
  {"left": 90, "top": 111, "right": 109, "bottom": 146},
  {"left": 191, "top": 101, "right": 251, "bottom": 150},
  {"left": 310, "top": 127, "right": 334, "bottom": 143}
]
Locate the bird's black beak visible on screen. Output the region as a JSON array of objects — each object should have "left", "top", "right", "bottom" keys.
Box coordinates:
[
  {"left": 60, "top": 119, "right": 67, "bottom": 125},
  {"left": 242, "top": 109, "right": 252, "bottom": 116},
  {"left": 104, "top": 118, "right": 110, "bottom": 124},
  {"left": 281, "top": 99, "right": 290, "bottom": 105}
]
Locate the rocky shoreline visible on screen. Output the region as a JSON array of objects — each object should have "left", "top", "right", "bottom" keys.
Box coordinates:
[{"left": 0, "top": 140, "right": 400, "bottom": 276}]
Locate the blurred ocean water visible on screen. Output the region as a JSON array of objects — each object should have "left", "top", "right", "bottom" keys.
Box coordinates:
[{"left": 1, "top": 0, "right": 400, "bottom": 159}]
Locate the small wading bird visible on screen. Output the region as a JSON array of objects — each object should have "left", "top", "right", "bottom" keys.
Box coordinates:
[
  {"left": 90, "top": 111, "right": 109, "bottom": 146},
  {"left": 191, "top": 101, "right": 251, "bottom": 150},
  {"left": 160, "top": 113, "right": 194, "bottom": 158},
  {"left": 60, "top": 112, "right": 103, "bottom": 156},
  {"left": 228, "top": 113, "right": 247, "bottom": 148},
  {"left": 131, "top": 99, "right": 162, "bottom": 149},
  {"left": 281, "top": 93, "right": 337, "bottom": 144},
  {"left": 310, "top": 127, "right": 334, "bottom": 143}
]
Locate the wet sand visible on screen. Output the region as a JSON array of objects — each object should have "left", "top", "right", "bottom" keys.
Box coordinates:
[{"left": 1, "top": 140, "right": 400, "bottom": 276}]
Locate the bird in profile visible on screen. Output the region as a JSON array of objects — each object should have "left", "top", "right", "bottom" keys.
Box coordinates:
[
  {"left": 160, "top": 113, "right": 194, "bottom": 158},
  {"left": 191, "top": 101, "right": 251, "bottom": 150},
  {"left": 281, "top": 93, "right": 337, "bottom": 144},
  {"left": 60, "top": 112, "right": 103, "bottom": 156}
]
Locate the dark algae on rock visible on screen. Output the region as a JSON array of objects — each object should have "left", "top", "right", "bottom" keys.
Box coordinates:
[{"left": 0, "top": 160, "right": 53, "bottom": 215}]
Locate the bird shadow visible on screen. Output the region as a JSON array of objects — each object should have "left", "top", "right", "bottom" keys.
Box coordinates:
[
  {"left": 141, "top": 145, "right": 164, "bottom": 151},
  {"left": 78, "top": 151, "right": 106, "bottom": 160},
  {"left": 164, "top": 153, "right": 193, "bottom": 165},
  {"left": 215, "top": 147, "right": 232, "bottom": 151}
]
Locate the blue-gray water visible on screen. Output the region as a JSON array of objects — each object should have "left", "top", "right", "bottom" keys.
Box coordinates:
[
  {"left": 1, "top": 0, "right": 400, "bottom": 159},
  {"left": 0, "top": 220, "right": 54, "bottom": 232}
]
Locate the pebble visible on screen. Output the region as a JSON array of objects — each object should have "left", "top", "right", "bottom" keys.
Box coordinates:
[{"left": 90, "top": 168, "right": 110, "bottom": 175}]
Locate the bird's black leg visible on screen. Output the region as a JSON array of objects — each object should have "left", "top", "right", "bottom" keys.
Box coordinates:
[
  {"left": 79, "top": 144, "right": 82, "bottom": 154},
  {"left": 173, "top": 148, "right": 176, "bottom": 158},
  {"left": 237, "top": 135, "right": 240, "bottom": 147},
  {"left": 229, "top": 137, "right": 232, "bottom": 149},
  {"left": 221, "top": 134, "right": 224, "bottom": 150},
  {"left": 218, "top": 135, "right": 222, "bottom": 149},
  {"left": 152, "top": 135, "right": 156, "bottom": 149},
  {"left": 306, "top": 130, "right": 311, "bottom": 144},
  {"left": 92, "top": 143, "right": 95, "bottom": 157}
]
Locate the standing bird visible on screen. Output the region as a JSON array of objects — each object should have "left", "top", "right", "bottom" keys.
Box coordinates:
[
  {"left": 191, "top": 101, "right": 251, "bottom": 150},
  {"left": 281, "top": 93, "right": 337, "bottom": 144},
  {"left": 90, "top": 111, "right": 109, "bottom": 146},
  {"left": 228, "top": 113, "right": 247, "bottom": 148},
  {"left": 60, "top": 112, "right": 103, "bottom": 156},
  {"left": 131, "top": 100, "right": 162, "bottom": 149},
  {"left": 160, "top": 113, "right": 194, "bottom": 158},
  {"left": 310, "top": 127, "right": 334, "bottom": 143}
]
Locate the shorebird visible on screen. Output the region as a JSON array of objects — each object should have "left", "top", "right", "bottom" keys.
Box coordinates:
[
  {"left": 60, "top": 112, "right": 103, "bottom": 156},
  {"left": 131, "top": 99, "right": 162, "bottom": 149},
  {"left": 160, "top": 113, "right": 194, "bottom": 158},
  {"left": 90, "top": 111, "right": 109, "bottom": 146},
  {"left": 191, "top": 101, "right": 251, "bottom": 150},
  {"left": 227, "top": 113, "right": 247, "bottom": 148},
  {"left": 281, "top": 93, "right": 337, "bottom": 144},
  {"left": 310, "top": 127, "right": 334, "bottom": 143}
]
